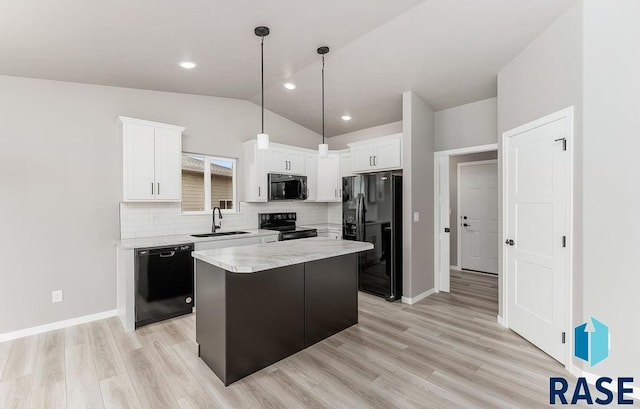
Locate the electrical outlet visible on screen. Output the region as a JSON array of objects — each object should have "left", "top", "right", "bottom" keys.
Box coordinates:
[
  {"left": 52, "top": 290, "right": 63, "bottom": 303},
  {"left": 413, "top": 212, "right": 420, "bottom": 222}
]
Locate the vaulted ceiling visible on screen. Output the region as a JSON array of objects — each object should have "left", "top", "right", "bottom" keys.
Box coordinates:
[{"left": 0, "top": 0, "right": 576, "bottom": 136}]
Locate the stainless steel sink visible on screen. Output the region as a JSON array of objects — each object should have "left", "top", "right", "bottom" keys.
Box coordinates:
[{"left": 191, "top": 231, "right": 250, "bottom": 238}]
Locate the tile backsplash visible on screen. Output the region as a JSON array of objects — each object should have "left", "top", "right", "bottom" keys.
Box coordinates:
[{"left": 119, "top": 201, "right": 332, "bottom": 239}]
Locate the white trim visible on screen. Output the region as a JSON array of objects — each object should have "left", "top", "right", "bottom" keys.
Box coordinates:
[
  {"left": 433, "top": 143, "right": 499, "bottom": 294},
  {"left": 401, "top": 288, "right": 436, "bottom": 305},
  {"left": 450, "top": 265, "right": 461, "bottom": 271},
  {"left": 456, "top": 159, "right": 498, "bottom": 270},
  {"left": 568, "top": 366, "right": 640, "bottom": 401},
  {"left": 118, "top": 116, "right": 185, "bottom": 132},
  {"left": 0, "top": 309, "right": 118, "bottom": 343},
  {"left": 497, "top": 315, "right": 506, "bottom": 327},
  {"left": 502, "top": 106, "right": 574, "bottom": 367},
  {"left": 435, "top": 143, "right": 499, "bottom": 156}
]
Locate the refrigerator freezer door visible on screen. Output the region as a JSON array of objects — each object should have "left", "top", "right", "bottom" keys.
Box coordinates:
[{"left": 358, "top": 173, "right": 395, "bottom": 299}]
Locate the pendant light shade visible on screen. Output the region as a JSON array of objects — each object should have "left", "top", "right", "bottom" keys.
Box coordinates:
[
  {"left": 257, "top": 133, "right": 269, "bottom": 150},
  {"left": 317, "top": 46, "right": 330, "bottom": 157},
  {"left": 255, "top": 26, "right": 270, "bottom": 150}
]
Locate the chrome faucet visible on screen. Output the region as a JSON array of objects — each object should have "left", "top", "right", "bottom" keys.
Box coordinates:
[{"left": 212, "top": 207, "right": 223, "bottom": 232}]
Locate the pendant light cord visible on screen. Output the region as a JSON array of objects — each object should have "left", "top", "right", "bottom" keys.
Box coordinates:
[
  {"left": 321, "top": 54, "right": 325, "bottom": 144},
  {"left": 261, "top": 36, "right": 265, "bottom": 134}
]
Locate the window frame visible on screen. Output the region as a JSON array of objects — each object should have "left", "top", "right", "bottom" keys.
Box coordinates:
[{"left": 181, "top": 152, "right": 238, "bottom": 215}]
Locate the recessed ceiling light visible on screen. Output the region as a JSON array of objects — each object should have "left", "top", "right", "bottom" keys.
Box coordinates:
[
  {"left": 341, "top": 115, "right": 352, "bottom": 121},
  {"left": 178, "top": 61, "right": 198, "bottom": 69},
  {"left": 283, "top": 82, "right": 296, "bottom": 90}
]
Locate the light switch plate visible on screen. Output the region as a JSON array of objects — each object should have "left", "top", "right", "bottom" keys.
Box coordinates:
[{"left": 413, "top": 212, "right": 420, "bottom": 222}]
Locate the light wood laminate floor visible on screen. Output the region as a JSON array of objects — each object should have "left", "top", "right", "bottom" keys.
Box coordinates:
[{"left": 1, "top": 270, "right": 634, "bottom": 408}]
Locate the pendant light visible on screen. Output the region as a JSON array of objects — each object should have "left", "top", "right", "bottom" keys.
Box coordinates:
[
  {"left": 317, "top": 46, "right": 330, "bottom": 157},
  {"left": 255, "top": 26, "right": 270, "bottom": 150}
]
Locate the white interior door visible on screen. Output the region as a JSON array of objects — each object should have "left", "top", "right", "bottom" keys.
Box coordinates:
[
  {"left": 459, "top": 161, "right": 498, "bottom": 274},
  {"left": 505, "top": 111, "right": 571, "bottom": 365}
]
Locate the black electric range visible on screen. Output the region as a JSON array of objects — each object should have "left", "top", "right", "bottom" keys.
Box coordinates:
[{"left": 259, "top": 212, "right": 318, "bottom": 241}]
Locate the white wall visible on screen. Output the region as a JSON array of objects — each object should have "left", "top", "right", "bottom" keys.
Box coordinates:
[
  {"left": 0, "top": 75, "right": 321, "bottom": 335},
  {"left": 449, "top": 151, "right": 498, "bottom": 266},
  {"left": 582, "top": 0, "right": 640, "bottom": 384},
  {"left": 435, "top": 98, "right": 497, "bottom": 151},
  {"left": 497, "top": 0, "right": 584, "bottom": 326},
  {"left": 328, "top": 121, "right": 402, "bottom": 150},
  {"left": 402, "top": 91, "right": 435, "bottom": 299}
]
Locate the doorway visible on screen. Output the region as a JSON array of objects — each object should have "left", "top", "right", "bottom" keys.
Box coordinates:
[{"left": 433, "top": 144, "right": 498, "bottom": 293}]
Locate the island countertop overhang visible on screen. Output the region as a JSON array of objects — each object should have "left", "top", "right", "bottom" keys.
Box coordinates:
[{"left": 191, "top": 237, "right": 373, "bottom": 273}]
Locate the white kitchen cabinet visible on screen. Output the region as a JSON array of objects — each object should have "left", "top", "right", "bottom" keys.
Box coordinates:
[
  {"left": 351, "top": 144, "right": 375, "bottom": 172},
  {"left": 243, "top": 141, "right": 267, "bottom": 202},
  {"left": 120, "top": 117, "right": 184, "bottom": 202},
  {"left": 349, "top": 134, "right": 402, "bottom": 173},
  {"left": 305, "top": 155, "right": 318, "bottom": 201},
  {"left": 267, "top": 147, "right": 305, "bottom": 175},
  {"left": 316, "top": 155, "right": 341, "bottom": 202},
  {"left": 340, "top": 153, "right": 353, "bottom": 177}
]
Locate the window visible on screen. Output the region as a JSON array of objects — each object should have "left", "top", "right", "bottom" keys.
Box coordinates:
[{"left": 181, "top": 153, "right": 237, "bottom": 213}]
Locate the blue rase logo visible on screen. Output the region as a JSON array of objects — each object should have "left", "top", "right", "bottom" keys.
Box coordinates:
[
  {"left": 574, "top": 317, "right": 609, "bottom": 367},
  {"left": 550, "top": 317, "right": 635, "bottom": 405}
]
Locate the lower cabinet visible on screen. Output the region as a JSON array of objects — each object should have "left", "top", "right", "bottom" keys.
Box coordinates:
[
  {"left": 304, "top": 255, "right": 358, "bottom": 346},
  {"left": 196, "top": 253, "right": 358, "bottom": 386}
]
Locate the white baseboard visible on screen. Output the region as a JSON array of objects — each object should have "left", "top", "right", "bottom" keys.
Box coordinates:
[
  {"left": 496, "top": 315, "right": 506, "bottom": 327},
  {"left": 402, "top": 288, "right": 436, "bottom": 305},
  {"left": 450, "top": 265, "right": 461, "bottom": 271},
  {"left": 568, "top": 365, "right": 640, "bottom": 400},
  {"left": 0, "top": 309, "right": 118, "bottom": 343}
]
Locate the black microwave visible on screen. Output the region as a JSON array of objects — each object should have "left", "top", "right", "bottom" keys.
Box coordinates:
[{"left": 268, "top": 174, "right": 308, "bottom": 201}]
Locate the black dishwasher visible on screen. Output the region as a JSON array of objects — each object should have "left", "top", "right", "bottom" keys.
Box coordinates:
[{"left": 135, "top": 243, "right": 194, "bottom": 328}]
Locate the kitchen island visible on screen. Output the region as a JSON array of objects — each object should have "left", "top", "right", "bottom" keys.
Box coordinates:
[{"left": 191, "top": 237, "right": 373, "bottom": 386}]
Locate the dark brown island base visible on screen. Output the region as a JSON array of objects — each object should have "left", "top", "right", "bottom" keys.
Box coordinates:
[{"left": 191, "top": 237, "right": 374, "bottom": 386}]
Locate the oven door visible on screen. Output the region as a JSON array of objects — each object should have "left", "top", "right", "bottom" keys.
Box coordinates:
[{"left": 268, "top": 174, "right": 308, "bottom": 200}]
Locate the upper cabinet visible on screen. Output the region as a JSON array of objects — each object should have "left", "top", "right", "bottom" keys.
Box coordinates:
[
  {"left": 305, "top": 155, "right": 318, "bottom": 201},
  {"left": 243, "top": 140, "right": 268, "bottom": 202},
  {"left": 120, "top": 117, "right": 184, "bottom": 202},
  {"left": 267, "top": 147, "right": 305, "bottom": 175},
  {"left": 349, "top": 133, "right": 402, "bottom": 173},
  {"left": 316, "top": 155, "right": 341, "bottom": 202}
]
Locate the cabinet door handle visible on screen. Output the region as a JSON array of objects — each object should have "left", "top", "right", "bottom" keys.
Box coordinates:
[
  {"left": 157, "top": 183, "right": 160, "bottom": 195},
  {"left": 373, "top": 156, "right": 377, "bottom": 166},
  {"left": 369, "top": 156, "right": 372, "bottom": 166},
  {"left": 258, "top": 186, "right": 261, "bottom": 197},
  {"left": 151, "top": 182, "right": 154, "bottom": 195}
]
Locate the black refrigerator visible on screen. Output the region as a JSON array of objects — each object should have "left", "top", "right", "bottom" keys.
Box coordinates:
[{"left": 342, "top": 172, "right": 402, "bottom": 301}]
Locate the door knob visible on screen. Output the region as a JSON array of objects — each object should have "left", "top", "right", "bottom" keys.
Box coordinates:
[
  {"left": 505, "top": 239, "right": 515, "bottom": 246},
  {"left": 463, "top": 223, "right": 470, "bottom": 227}
]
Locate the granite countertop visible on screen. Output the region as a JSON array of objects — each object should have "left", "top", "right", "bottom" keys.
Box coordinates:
[
  {"left": 192, "top": 237, "right": 373, "bottom": 273},
  {"left": 115, "top": 229, "right": 280, "bottom": 250}
]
